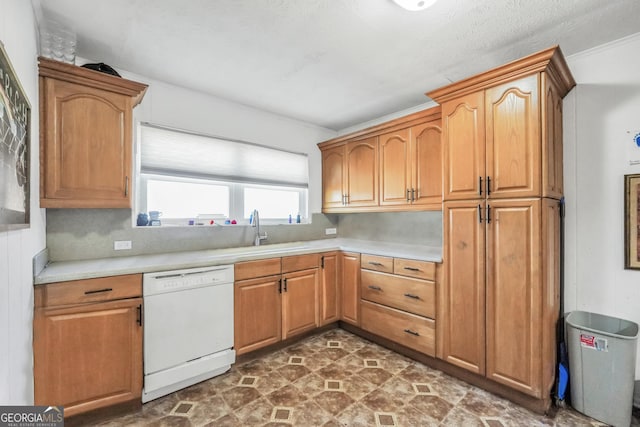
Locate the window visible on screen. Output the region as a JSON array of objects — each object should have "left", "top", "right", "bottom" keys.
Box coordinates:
[
  {"left": 145, "top": 177, "right": 230, "bottom": 218},
  {"left": 136, "top": 123, "right": 308, "bottom": 225},
  {"left": 243, "top": 185, "right": 302, "bottom": 220}
]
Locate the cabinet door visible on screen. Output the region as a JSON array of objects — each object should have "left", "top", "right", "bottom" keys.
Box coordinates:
[
  {"left": 411, "top": 121, "right": 442, "bottom": 207},
  {"left": 345, "top": 137, "right": 378, "bottom": 207},
  {"left": 234, "top": 275, "right": 282, "bottom": 355},
  {"left": 485, "top": 199, "right": 542, "bottom": 396},
  {"left": 440, "top": 201, "right": 485, "bottom": 374},
  {"left": 542, "top": 72, "right": 563, "bottom": 199},
  {"left": 340, "top": 252, "right": 361, "bottom": 326},
  {"left": 541, "top": 198, "right": 561, "bottom": 397},
  {"left": 282, "top": 268, "right": 318, "bottom": 339},
  {"left": 379, "top": 128, "right": 411, "bottom": 206},
  {"left": 485, "top": 75, "right": 540, "bottom": 199},
  {"left": 319, "top": 252, "right": 340, "bottom": 325},
  {"left": 322, "top": 145, "right": 346, "bottom": 210},
  {"left": 442, "top": 92, "right": 485, "bottom": 201},
  {"left": 42, "top": 78, "right": 132, "bottom": 208},
  {"left": 33, "top": 298, "right": 142, "bottom": 417}
]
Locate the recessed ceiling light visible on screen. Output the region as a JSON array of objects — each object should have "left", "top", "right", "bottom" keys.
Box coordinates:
[{"left": 391, "top": 0, "right": 438, "bottom": 11}]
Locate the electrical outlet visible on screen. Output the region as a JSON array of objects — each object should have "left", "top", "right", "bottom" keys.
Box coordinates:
[
  {"left": 325, "top": 228, "right": 337, "bottom": 235},
  {"left": 114, "top": 240, "right": 132, "bottom": 250}
]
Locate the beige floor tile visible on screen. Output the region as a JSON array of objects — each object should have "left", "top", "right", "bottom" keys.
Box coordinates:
[{"left": 88, "top": 329, "right": 612, "bottom": 427}]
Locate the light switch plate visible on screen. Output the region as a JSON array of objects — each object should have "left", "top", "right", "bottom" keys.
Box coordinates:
[
  {"left": 325, "top": 228, "right": 337, "bottom": 235},
  {"left": 114, "top": 240, "right": 132, "bottom": 250}
]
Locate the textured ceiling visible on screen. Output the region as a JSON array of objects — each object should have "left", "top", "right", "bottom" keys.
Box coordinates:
[{"left": 33, "top": 0, "right": 640, "bottom": 131}]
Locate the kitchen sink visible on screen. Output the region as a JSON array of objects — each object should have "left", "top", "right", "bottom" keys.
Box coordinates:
[{"left": 219, "top": 242, "right": 309, "bottom": 257}]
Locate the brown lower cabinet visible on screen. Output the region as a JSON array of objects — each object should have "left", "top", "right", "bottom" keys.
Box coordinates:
[
  {"left": 33, "top": 274, "right": 143, "bottom": 417},
  {"left": 319, "top": 252, "right": 340, "bottom": 325},
  {"left": 234, "top": 273, "right": 283, "bottom": 355},
  {"left": 359, "top": 255, "right": 437, "bottom": 357},
  {"left": 234, "top": 255, "right": 320, "bottom": 355},
  {"left": 440, "top": 198, "right": 560, "bottom": 399},
  {"left": 361, "top": 300, "right": 435, "bottom": 356},
  {"left": 339, "top": 252, "right": 360, "bottom": 326}
]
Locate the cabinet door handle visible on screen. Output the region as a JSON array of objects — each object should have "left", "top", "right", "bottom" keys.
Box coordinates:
[
  {"left": 404, "top": 293, "right": 420, "bottom": 300},
  {"left": 278, "top": 279, "right": 282, "bottom": 294},
  {"left": 478, "top": 204, "right": 483, "bottom": 223},
  {"left": 479, "top": 176, "right": 483, "bottom": 196},
  {"left": 84, "top": 288, "right": 113, "bottom": 295},
  {"left": 411, "top": 188, "right": 416, "bottom": 202},
  {"left": 486, "top": 176, "right": 491, "bottom": 196},
  {"left": 487, "top": 205, "right": 491, "bottom": 224},
  {"left": 125, "top": 176, "right": 129, "bottom": 197},
  {"left": 368, "top": 285, "right": 382, "bottom": 291},
  {"left": 403, "top": 267, "right": 420, "bottom": 272},
  {"left": 283, "top": 278, "right": 288, "bottom": 292},
  {"left": 321, "top": 256, "right": 325, "bottom": 269},
  {"left": 404, "top": 329, "right": 420, "bottom": 336},
  {"left": 406, "top": 188, "right": 411, "bottom": 202},
  {"left": 368, "top": 261, "right": 383, "bottom": 266},
  {"left": 136, "top": 304, "right": 143, "bottom": 326}
]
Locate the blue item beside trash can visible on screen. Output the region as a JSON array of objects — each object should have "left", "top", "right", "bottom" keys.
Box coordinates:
[{"left": 566, "top": 311, "right": 638, "bottom": 427}]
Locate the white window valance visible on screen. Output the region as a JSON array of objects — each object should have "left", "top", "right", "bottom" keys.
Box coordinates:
[{"left": 139, "top": 123, "right": 309, "bottom": 188}]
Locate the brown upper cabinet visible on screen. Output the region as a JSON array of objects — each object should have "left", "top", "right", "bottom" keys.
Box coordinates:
[
  {"left": 379, "top": 120, "right": 442, "bottom": 208},
  {"left": 39, "top": 57, "right": 147, "bottom": 208},
  {"left": 321, "top": 137, "right": 379, "bottom": 211},
  {"left": 428, "top": 47, "right": 574, "bottom": 201},
  {"left": 319, "top": 107, "right": 442, "bottom": 213}
]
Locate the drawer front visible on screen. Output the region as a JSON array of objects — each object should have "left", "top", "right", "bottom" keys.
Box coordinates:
[
  {"left": 282, "top": 253, "right": 319, "bottom": 273},
  {"left": 361, "top": 254, "right": 393, "bottom": 273},
  {"left": 235, "top": 258, "right": 282, "bottom": 281},
  {"left": 361, "top": 270, "right": 435, "bottom": 318},
  {"left": 394, "top": 258, "right": 436, "bottom": 280},
  {"left": 35, "top": 274, "right": 142, "bottom": 308},
  {"left": 361, "top": 300, "right": 435, "bottom": 356}
]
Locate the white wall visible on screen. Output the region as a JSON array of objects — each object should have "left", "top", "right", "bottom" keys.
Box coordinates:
[
  {"left": 107, "top": 67, "right": 337, "bottom": 214},
  {"left": 0, "top": 0, "right": 45, "bottom": 404},
  {"left": 564, "top": 33, "right": 640, "bottom": 379}
]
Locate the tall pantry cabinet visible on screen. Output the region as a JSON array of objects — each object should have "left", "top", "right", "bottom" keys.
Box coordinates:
[{"left": 428, "top": 46, "right": 574, "bottom": 405}]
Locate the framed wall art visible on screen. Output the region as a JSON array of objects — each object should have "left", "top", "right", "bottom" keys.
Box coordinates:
[
  {"left": 624, "top": 173, "right": 640, "bottom": 269},
  {"left": 0, "top": 41, "right": 30, "bottom": 231}
]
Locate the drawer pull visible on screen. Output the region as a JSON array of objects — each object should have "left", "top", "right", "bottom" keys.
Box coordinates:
[
  {"left": 368, "top": 285, "right": 382, "bottom": 291},
  {"left": 403, "top": 267, "right": 420, "bottom": 272},
  {"left": 84, "top": 288, "right": 113, "bottom": 295},
  {"left": 404, "top": 329, "right": 420, "bottom": 336},
  {"left": 404, "top": 293, "right": 420, "bottom": 300},
  {"left": 368, "top": 261, "right": 384, "bottom": 267}
]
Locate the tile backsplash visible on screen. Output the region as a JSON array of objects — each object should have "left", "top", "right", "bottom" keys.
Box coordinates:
[{"left": 45, "top": 209, "right": 442, "bottom": 261}]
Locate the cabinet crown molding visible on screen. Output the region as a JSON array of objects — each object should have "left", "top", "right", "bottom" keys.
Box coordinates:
[
  {"left": 318, "top": 106, "right": 441, "bottom": 150},
  {"left": 38, "top": 57, "right": 148, "bottom": 106},
  {"left": 426, "top": 45, "right": 576, "bottom": 103}
]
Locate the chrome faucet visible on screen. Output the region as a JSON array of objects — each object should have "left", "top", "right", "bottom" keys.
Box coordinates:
[{"left": 251, "top": 209, "right": 268, "bottom": 246}]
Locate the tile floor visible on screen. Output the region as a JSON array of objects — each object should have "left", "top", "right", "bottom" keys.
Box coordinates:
[{"left": 93, "top": 329, "right": 638, "bottom": 426}]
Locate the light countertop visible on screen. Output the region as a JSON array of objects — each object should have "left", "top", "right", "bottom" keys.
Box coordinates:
[{"left": 34, "top": 238, "right": 442, "bottom": 285}]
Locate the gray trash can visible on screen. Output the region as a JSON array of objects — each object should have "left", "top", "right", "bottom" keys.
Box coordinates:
[{"left": 566, "top": 311, "right": 638, "bottom": 427}]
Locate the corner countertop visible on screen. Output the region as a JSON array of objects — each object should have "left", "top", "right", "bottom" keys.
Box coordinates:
[{"left": 34, "top": 238, "right": 442, "bottom": 285}]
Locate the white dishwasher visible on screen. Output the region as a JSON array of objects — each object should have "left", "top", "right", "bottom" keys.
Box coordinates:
[{"left": 142, "top": 265, "right": 235, "bottom": 403}]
